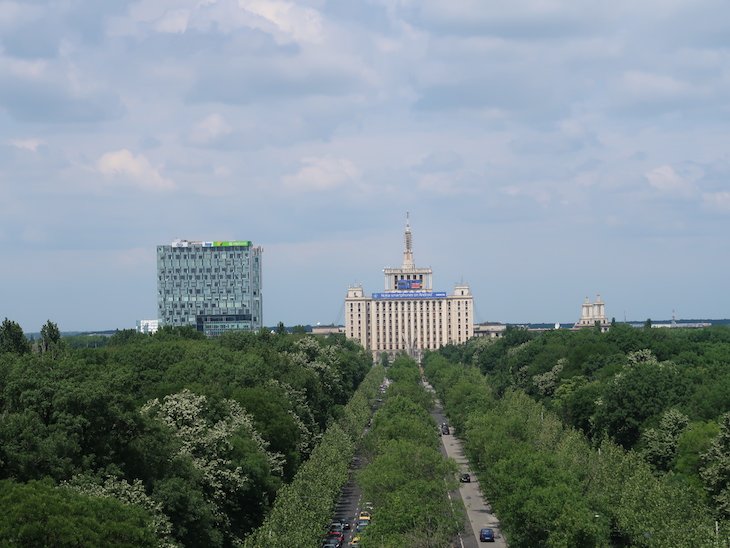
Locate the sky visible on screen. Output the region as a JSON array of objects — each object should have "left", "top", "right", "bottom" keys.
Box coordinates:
[{"left": 1, "top": 0, "right": 729, "bottom": 333}]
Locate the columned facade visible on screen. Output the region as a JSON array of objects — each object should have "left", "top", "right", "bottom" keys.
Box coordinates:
[
  {"left": 574, "top": 294, "right": 610, "bottom": 332},
  {"left": 345, "top": 217, "right": 473, "bottom": 360}
]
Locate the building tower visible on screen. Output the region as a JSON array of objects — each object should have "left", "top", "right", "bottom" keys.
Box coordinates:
[
  {"left": 345, "top": 216, "right": 474, "bottom": 361},
  {"left": 157, "top": 239, "right": 263, "bottom": 336},
  {"left": 574, "top": 294, "right": 610, "bottom": 332}
]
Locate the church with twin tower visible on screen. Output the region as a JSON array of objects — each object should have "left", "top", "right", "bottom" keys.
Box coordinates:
[{"left": 345, "top": 215, "right": 474, "bottom": 361}]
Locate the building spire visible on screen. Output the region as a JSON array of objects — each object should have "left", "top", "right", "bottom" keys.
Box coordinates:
[{"left": 402, "top": 212, "right": 414, "bottom": 269}]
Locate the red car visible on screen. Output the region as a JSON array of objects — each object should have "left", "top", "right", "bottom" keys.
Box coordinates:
[{"left": 325, "top": 531, "right": 344, "bottom": 546}]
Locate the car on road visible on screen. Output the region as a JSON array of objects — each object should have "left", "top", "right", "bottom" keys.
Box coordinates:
[
  {"left": 324, "top": 531, "right": 344, "bottom": 546},
  {"left": 441, "top": 423, "right": 450, "bottom": 435},
  {"left": 479, "top": 527, "right": 495, "bottom": 542},
  {"left": 459, "top": 473, "right": 471, "bottom": 483}
]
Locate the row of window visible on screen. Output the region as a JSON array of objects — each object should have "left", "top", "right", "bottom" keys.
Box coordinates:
[{"left": 159, "top": 251, "right": 252, "bottom": 260}]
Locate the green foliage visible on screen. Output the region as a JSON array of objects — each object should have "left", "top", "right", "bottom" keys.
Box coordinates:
[
  {"left": 675, "top": 420, "right": 720, "bottom": 487},
  {"left": 39, "top": 319, "right": 63, "bottom": 356},
  {"left": 0, "top": 478, "right": 158, "bottom": 547},
  {"left": 356, "top": 357, "right": 460, "bottom": 547},
  {"left": 440, "top": 323, "right": 730, "bottom": 513},
  {"left": 423, "top": 352, "right": 726, "bottom": 547},
  {"left": 593, "top": 360, "right": 687, "bottom": 448},
  {"left": 0, "top": 326, "right": 374, "bottom": 546},
  {"left": 0, "top": 317, "right": 31, "bottom": 354},
  {"left": 639, "top": 408, "right": 689, "bottom": 472},
  {"left": 244, "top": 365, "right": 385, "bottom": 547},
  {"left": 701, "top": 412, "right": 730, "bottom": 519}
]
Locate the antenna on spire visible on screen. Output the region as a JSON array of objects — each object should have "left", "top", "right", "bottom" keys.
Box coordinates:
[{"left": 402, "top": 212, "right": 414, "bottom": 269}]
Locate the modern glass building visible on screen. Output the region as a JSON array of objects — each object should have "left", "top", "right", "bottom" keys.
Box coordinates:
[{"left": 157, "top": 239, "right": 263, "bottom": 336}]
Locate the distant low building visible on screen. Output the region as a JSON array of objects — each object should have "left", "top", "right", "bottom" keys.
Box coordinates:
[
  {"left": 136, "top": 319, "right": 159, "bottom": 334},
  {"left": 472, "top": 323, "right": 506, "bottom": 338},
  {"left": 574, "top": 295, "right": 610, "bottom": 332},
  {"left": 311, "top": 325, "right": 345, "bottom": 336}
]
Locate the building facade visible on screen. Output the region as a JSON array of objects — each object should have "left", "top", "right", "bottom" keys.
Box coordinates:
[
  {"left": 574, "top": 294, "right": 610, "bottom": 332},
  {"left": 345, "top": 217, "right": 474, "bottom": 360},
  {"left": 157, "top": 239, "right": 262, "bottom": 337},
  {"left": 136, "top": 319, "right": 159, "bottom": 334}
]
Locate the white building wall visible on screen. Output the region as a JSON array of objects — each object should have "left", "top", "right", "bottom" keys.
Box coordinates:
[{"left": 344, "top": 219, "right": 475, "bottom": 359}]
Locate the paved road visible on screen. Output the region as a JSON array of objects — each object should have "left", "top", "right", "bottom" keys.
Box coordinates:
[{"left": 426, "top": 380, "right": 508, "bottom": 547}]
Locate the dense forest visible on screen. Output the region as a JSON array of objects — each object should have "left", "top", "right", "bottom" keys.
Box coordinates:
[
  {"left": 0, "top": 318, "right": 372, "bottom": 546},
  {"left": 4, "top": 316, "right": 730, "bottom": 546},
  {"left": 427, "top": 324, "right": 730, "bottom": 546}
]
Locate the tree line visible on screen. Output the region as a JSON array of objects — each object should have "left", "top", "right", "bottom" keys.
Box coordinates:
[
  {"left": 356, "top": 355, "right": 461, "bottom": 547},
  {"left": 0, "top": 319, "right": 372, "bottom": 546},
  {"left": 243, "top": 363, "right": 385, "bottom": 546},
  {"left": 428, "top": 324, "right": 730, "bottom": 546}
]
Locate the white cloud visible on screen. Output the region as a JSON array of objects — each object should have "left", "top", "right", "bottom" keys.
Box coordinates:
[
  {"left": 416, "top": 172, "right": 467, "bottom": 195},
  {"left": 122, "top": 0, "right": 323, "bottom": 42},
  {"left": 702, "top": 191, "right": 730, "bottom": 212},
  {"left": 189, "top": 113, "right": 233, "bottom": 145},
  {"left": 282, "top": 156, "right": 359, "bottom": 192},
  {"left": 240, "top": 0, "right": 324, "bottom": 43},
  {"left": 2, "top": 57, "right": 47, "bottom": 78},
  {"left": 96, "top": 149, "right": 175, "bottom": 191},
  {"left": 500, "top": 184, "right": 551, "bottom": 206},
  {"left": 644, "top": 165, "right": 695, "bottom": 196},
  {"left": 7, "top": 138, "right": 43, "bottom": 151},
  {"left": 155, "top": 9, "right": 190, "bottom": 33},
  {"left": 0, "top": 2, "right": 43, "bottom": 28},
  {"left": 620, "top": 70, "right": 699, "bottom": 100}
]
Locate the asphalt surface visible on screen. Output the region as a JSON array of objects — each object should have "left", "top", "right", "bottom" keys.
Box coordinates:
[
  {"left": 325, "top": 386, "right": 386, "bottom": 547},
  {"left": 327, "top": 453, "right": 367, "bottom": 546},
  {"left": 426, "top": 379, "right": 508, "bottom": 547},
  {"left": 327, "top": 377, "right": 507, "bottom": 547}
]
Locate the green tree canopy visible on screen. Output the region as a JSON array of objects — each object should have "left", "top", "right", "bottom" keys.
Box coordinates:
[
  {"left": 0, "top": 317, "right": 31, "bottom": 354},
  {"left": 0, "top": 479, "right": 158, "bottom": 547}
]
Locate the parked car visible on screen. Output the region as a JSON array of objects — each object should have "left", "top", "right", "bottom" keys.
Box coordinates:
[
  {"left": 355, "top": 520, "right": 369, "bottom": 533},
  {"left": 479, "top": 528, "right": 495, "bottom": 542},
  {"left": 322, "top": 538, "right": 341, "bottom": 548},
  {"left": 459, "top": 473, "right": 471, "bottom": 483},
  {"left": 357, "top": 511, "right": 371, "bottom": 521}
]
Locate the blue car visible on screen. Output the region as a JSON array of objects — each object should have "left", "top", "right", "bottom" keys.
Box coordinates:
[{"left": 479, "top": 528, "right": 495, "bottom": 542}]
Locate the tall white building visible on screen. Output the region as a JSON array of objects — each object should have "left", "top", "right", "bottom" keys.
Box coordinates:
[
  {"left": 574, "top": 294, "right": 610, "bottom": 332},
  {"left": 345, "top": 216, "right": 474, "bottom": 360}
]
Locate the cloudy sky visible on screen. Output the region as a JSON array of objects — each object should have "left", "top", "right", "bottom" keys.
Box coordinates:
[{"left": 2, "top": 0, "right": 729, "bottom": 332}]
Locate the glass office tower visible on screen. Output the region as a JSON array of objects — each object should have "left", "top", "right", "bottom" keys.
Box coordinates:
[{"left": 157, "top": 240, "right": 263, "bottom": 336}]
